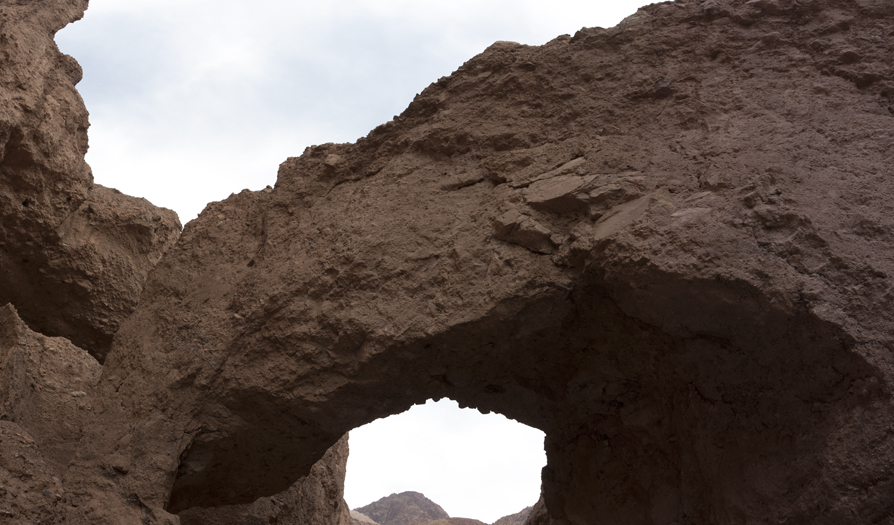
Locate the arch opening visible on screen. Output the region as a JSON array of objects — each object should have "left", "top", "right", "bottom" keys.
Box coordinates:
[
  {"left": 163, "top": 273, "right": 882, "bottom": 524},
  {"left": 346, "top": 398, "right": 546, "bottom": 524}
]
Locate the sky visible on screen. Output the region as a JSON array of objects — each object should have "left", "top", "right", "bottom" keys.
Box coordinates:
[
  {"left": 347, "top": 399, "right": 546, "bottom": 523},
  {"left": 55, "top": 0, "right": 654, "bottom": 522}
]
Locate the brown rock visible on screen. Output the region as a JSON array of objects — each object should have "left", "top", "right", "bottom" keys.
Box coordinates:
[
  {"left": 352, "top": 509, "right": 381, "bottom": 525},
  {"left": 0, "top": 304, "right": 177, "bottom": 524},
  {"left": 492, "top": 208, "right": 559, "bottom": 254},
  {"left": 524, "top": 175, "right": 593, "bottom": 216},
  {"left": 0, "top": 304, "right": 100, "bottom": 472},
  {"left": 491, "top": 506, "right": 532, "bottom": 525},
  {"left": 0, "top": 1, "right": 181, "bottom": 361},
  {"left": 415, "top": 519, "right": 487, "bottom": 525},
  {"left": 520, "top": 498, "right": 552, "bottom": 525},
  {"left": 178, "top": 434, "right": 352, "bottom": 525},
  {"left": 0, "top": 422, "right": 67, "bottom": 524},
  {"left": 355, "top": 491, "right": 450, "bottom": 525},
  {"left": 71, "top": 1, "right": 894, "bottom": 523},
  {"left": 10, "top": 185, "right": 180, "bottom": 361},
  {"left": 2, "top": 0, "right": 894, "bottom": 524}
]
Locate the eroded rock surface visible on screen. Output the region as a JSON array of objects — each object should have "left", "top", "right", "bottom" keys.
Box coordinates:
[
  {"left": 0, "top": 304, "right": 165, "bottom": 524},
  {"left": 492, "top": 506, "right": 532, "bottom": 525},
  {"left": 416, "top": 519, "right": 486, "bottom": 525},
  {"left": 178, "top": 435, "right": 352, "bottom": 525},
  {"left": 520, "top": 498, "right": 552, "bottom": 525},
  {"left": 0, "top": 304, "right": 100, "bottom": 472},
  {"left": 71, "top": 0, "right": 894, "bottom": 524},
  {"left": 0, "top": 0, "right": 181, "bottom": 361},
  {"left": 0, "top": 421, "right": 67, "bottom": 523},
  {"left": 3, "top": 0, "right": 894, "bottom": 524}
]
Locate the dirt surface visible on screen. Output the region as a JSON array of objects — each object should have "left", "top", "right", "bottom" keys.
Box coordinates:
[{"left": 3, "top": 0, "right": 894, "bottom": 524}]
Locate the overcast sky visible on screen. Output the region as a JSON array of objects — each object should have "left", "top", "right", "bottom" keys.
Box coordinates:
[{"left": 56, "top": 0, "right": 653, "bottom": 522}]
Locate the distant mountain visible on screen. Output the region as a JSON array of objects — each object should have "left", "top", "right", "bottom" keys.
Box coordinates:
[
  {"left": 355, "top": 491, "right": 450, "bottom": 525},
  {"left": 491, "top": 506, "right": 533, "bottom": 525},
  {"left": 414, "top": 519, "right": 487, "bottom": 525},
  {"left": 352, "top": 510, "right": 381, "bottom": 525}
]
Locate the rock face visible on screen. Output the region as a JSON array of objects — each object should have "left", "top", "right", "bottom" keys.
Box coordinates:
[
  {"left": 0, "top": 0, "right": 181, "bottom": 361},
  {"left": 0, "top": 421, "right": 69, "bottom": 523},
  {"left": 178, "top": 435, "right": 352, "bottom": 525},
  {"left": 4, "top": 0, "right": 894, "bottom": 524},
  {"left": 520, "top": 498, "right": 552, "bottom": 525},
  {"left": 0, "top": 305, "right": 100, "bottom": 521},
  {"left": 66, "top": 0, "right": 894, "bottom": 523},
  {"left": 355, "top": 492, "right": 450, "bottom": 525},
  {"left": 0, "top": 304, "right": 100, "bottom": 473},
  {"left": 492, "top": 506, "right": 532, "bottom": 525}
]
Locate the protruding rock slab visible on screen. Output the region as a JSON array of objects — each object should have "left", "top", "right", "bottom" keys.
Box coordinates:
[{"left": 492, "top": 208, "right": 558, "bottom": 254}]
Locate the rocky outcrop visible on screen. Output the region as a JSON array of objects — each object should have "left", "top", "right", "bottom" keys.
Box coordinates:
[
  {"left": 415, "top": 519, "right": 486, "bottom": 525},
  {"left": 355, "top": 492, "right": 450, "bottom": 525},
  {"left": 0, "top": 304, "right": 153, "bottom": 524},
  {"left": 520, "top": 498, "right": 551, "bottom": 525},
  {"left": 492, "top": 506, "right": 532, "bottom": 525},
  {"left": 0, "top": 0, "right": 181, "bottom": 361},
  {"left": 0, "top": 421, "right": 69, "bottom": 523},
  {"left": 0, "top": 304, "right": 100, "bottom": 473},
  {"left": 352, "top": 509, "right": 381, "bottom": 525},
  {"left": 4, "top": 0, "right": 894, "bottom": 524},
  {"left": 75, "top": 0, "right": 894, "bottom": 523},
  {"left": 178, "top": 435, "right": 352, "bottom": 525}
]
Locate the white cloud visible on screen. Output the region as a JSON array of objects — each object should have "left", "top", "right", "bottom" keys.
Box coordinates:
[{"left": 57, "top": 0, "right": 654, "bottom": 221}]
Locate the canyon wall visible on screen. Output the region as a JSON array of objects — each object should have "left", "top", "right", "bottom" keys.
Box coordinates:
[
  {"left": 3, "top": 0, "right": 894, "bottom": 524},
  {"left": 0, "top": 0, "right": 181, "bottom": 361},
  {"left": 0, "top": 1, "right": 350, "bottom": 524}
]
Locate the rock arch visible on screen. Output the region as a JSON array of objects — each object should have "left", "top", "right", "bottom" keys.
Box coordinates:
[{"left": 60, "top": 0, "right": 894, "bottom": 523}]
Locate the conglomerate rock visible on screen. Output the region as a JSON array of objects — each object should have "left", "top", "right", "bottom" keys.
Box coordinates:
[
  {"left": 0, "top": 0, "right": 181, "bottom": 361},
  {"left": 178, "top": 435, "right": 352, "bottom": 525},
  {"left": 0, "top": 304, "right": 100, "bottom": 474},
  {"left": 0, "top": 0, "right": 891, "bottom": 523},
  {"left": 0, "top": 305, "right": 156, "bottom": 524},
  {"left": 63, "top": 0, "right": 894, "bottom": 523}
]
